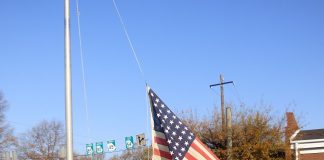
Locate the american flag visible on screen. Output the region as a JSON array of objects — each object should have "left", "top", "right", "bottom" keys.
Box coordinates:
[{"left": 148, "top": 87, "right": 220, "bottom": 160}]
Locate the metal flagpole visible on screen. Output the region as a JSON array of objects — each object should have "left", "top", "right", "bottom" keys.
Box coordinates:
[{"left": 64, "top": 0, "right": 73, "bottom": 159}]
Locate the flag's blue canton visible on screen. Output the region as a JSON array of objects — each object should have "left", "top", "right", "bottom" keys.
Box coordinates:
[{"left": 149, "top": 89, "right": 196, "bottom": 160}]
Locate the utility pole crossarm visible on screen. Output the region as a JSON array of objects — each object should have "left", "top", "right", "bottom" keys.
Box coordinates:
[{"left": 209, "top": 81, "right": 234, "bottom": 88}]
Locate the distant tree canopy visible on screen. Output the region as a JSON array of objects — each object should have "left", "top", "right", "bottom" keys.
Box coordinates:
[
  {"left": 180, "top": 104, "right": 286, "bottom": 160},
  {"left": 108, "top": 147, "right": 152, "bottom": 160},
  {"left": 0, "top": 91, "right": 16, "bottom": 153},
  {"left": 18, "top": 120, "right": 65, "bottom": 160}
]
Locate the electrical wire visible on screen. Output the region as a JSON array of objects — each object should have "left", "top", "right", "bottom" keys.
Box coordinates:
[{"left": 232, "top": 82, "right": 244, "bottom": 106}]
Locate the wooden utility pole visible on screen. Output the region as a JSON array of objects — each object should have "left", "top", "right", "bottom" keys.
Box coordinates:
[
  {"left": 220, "top": 75, "right": 225, "bottom": 131},
  {"left": 210, "top": 74, "right": 232, "bottom": 131},
  {"left": 226, "top": 107, "right": 232, "bottom": 160},
  {"left": 210, "top": 74, "right": 233, "bottom": 160}
]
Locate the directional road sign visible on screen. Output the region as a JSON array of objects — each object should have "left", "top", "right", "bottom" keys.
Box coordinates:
[
  {"left": 96, "top": 142, "right": 104, "bottom": 154},
  {"left": 125, "top": 136, "right": 134, "bottom": 149},
  {"left": 136, "top": 133, "right": 146, "bottom": 146},
  {"left": 86, "top": 143, "right": 94, "bottom": 155},
  {"left": 107, "top": 140, "right": 116, "bottom": 152}
]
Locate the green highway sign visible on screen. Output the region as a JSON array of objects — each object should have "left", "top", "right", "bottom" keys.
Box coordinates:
[
  {"left": 125, "top": 136, "right": 134, "bottom": 149},
  {"left": 86, "top": 143, "right": 94, "bottom": 155},
  {"left": 96, "top": 142, "right": 104, "bottom": 154},
  {"left": 107, "top": 140, "right": 116, "bottom": 152}
]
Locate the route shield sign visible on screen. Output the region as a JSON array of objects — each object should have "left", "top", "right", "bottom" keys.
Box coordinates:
[
  {"left": 107, "top": 140, "right": 116, "bottom": 152},
  {"left": 125, "top": 136, "right": 134, "bottom": 149},
  {"left": 86, "top": 143, "right": 94, "bottom": 155},
  {"left": 96, "top": 142, "right": 104, "bottom": 154}
]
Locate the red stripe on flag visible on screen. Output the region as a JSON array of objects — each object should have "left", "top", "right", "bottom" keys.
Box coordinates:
[
  {"left": 196, "top": 138, "right": 219, "bottom": 159},
  {"left": 154, "top": 136, "right": 168, "bottom": 146},
  {"left": 185, "top": 151, "right": 198, "bottom": 160},
  {"left": 190, "top": 141, "right": 211, "bottom": 159},
  {"left": 153, "top": 148, "right": 172, "bottom": 159}
]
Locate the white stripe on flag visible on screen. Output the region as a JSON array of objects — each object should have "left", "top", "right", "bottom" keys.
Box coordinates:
[
  {"left": 152, "top": 155, "right": 171, "bottom": 160},
  {"left": 153, "top": 130, "right": 167, "bottom": 139},
  {"left": 153, "top": 143, "right": 170, "bottom": 152},
  {"left": 187, "top": 147, "right": 208, "bottom": 160},
  {"left": 193, "top": 139, "right": 217, "bottom": 159}
]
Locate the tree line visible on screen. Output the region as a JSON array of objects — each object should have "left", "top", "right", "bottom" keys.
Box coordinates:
[{"left": 1, "top": 91, "right": 290, "bottom": 160}]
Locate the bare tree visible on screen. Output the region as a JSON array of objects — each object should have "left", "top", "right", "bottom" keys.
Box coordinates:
[
  {"left": 18, "top": 120, "right": 65, "bottom": 160},
  {"left": 0, "top": 91, "right": 16, "bottom": 154}
]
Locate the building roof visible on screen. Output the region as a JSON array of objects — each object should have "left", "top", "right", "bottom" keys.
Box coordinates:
[{"left": 293, "top": 129, "right": 324, "bottom": 141}]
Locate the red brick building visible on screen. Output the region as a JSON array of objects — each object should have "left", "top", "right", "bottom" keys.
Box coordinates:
[{"left": 286, "top": 112, "right": 324, "bottom": 160}]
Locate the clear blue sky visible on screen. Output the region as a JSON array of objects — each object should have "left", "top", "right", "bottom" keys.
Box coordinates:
[{"left": 1, "top": 0, "right": 324, "bottom": 154}]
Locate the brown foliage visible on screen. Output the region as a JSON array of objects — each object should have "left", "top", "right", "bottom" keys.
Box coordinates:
[
  {"left": 180, "top": 104, "right": 286, "bottom": 160},
  {"left": 108, "top": 147, "right": 152, "bottom": 160},
  {"left": 104, "top": 103, "right": 286, "bottom": 160}
]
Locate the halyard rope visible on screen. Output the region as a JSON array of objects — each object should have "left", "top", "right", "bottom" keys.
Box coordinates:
[{"left": 75, "top": 0, "right": 92, "bottom": 143}]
